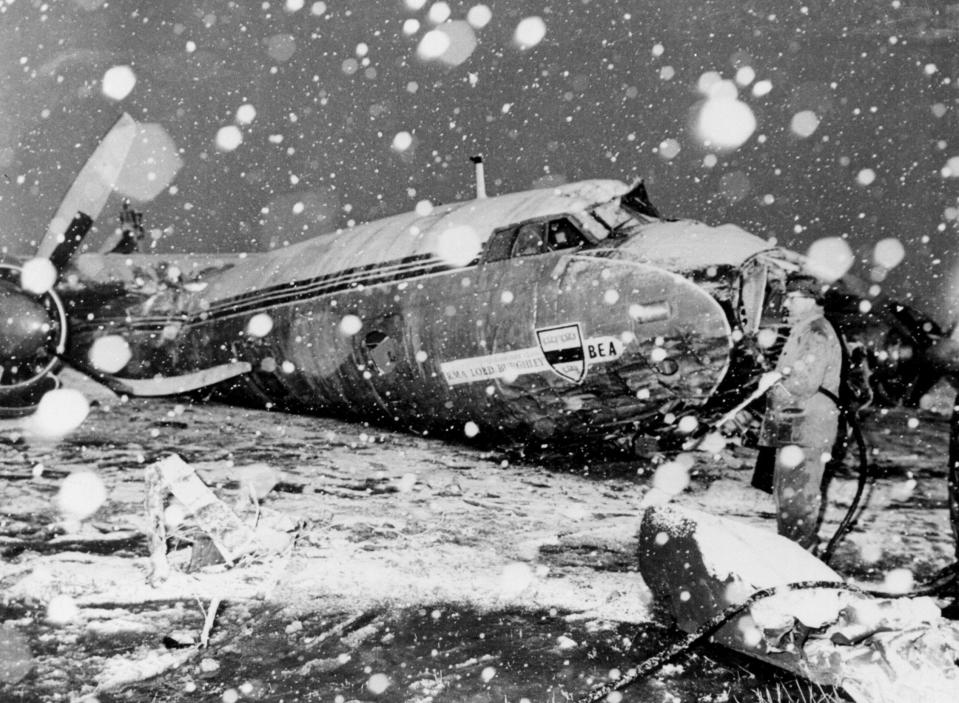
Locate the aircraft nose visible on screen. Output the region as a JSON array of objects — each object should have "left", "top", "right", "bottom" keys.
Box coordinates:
[
  {"left": 541, "top": 253, "right": 734, "bottom": 405},
  {"left": 0, "top": 279, "right": 57, "bottom": 363}
]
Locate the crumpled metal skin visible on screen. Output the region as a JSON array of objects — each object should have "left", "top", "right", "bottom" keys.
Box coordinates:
[{"left": 758, "top": 310, "right": 843, "bottom": 548}]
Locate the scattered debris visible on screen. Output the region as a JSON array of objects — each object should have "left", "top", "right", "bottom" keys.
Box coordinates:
[
  {"left": 144, "top": 454, "right": 294, "bottom": 584},
  {"left": 638, "top": 504, "right": 959, "bottom": 703}
]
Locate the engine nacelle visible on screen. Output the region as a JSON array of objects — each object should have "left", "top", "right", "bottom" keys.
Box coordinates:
[{"left": 0, "top": 263, "right": 67, "bottom": 415}]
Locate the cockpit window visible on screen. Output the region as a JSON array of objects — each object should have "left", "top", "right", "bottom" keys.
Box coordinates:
[
  {"left": 546, "top": 217, "right": 585, "bottom": 251},
  {"left": 511, "top": 222, "right": 546, "bottom": 257},
  {"left": 483, "top": 216, "right": 589, "bottom": 263}
]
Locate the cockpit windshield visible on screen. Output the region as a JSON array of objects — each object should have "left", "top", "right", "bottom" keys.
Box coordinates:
[{"left": 589, "top": 200, "right": 639, "bottom": 239}]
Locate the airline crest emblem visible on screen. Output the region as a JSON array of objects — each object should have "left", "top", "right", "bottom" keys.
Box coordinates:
[{"left": 536, "top": 323, "right": 586, "bottom": 383}]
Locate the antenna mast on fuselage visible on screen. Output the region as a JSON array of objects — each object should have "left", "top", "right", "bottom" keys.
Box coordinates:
[{"left": 469, "top": 155, "right": 487, "bottom": 199}]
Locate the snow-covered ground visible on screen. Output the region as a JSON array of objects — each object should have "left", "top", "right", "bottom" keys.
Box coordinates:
[{"left": 1, "top": 387, "right": 956, "bottom": 700}]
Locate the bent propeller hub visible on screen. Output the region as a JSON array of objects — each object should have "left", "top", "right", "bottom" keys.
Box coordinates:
[{"left": 0, "top": 279, "right": 57, "bottom": 364}]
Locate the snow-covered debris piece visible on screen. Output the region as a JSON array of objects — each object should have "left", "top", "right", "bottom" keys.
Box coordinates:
[
  {"left": 0, "top": 624, "right": 34, "bottom": 684},
  {"left": 638, "top": 505, "right": 959, "bottom": 703},
  {"left": 146, "top": 455, "right": 264, "bottom": 571}
]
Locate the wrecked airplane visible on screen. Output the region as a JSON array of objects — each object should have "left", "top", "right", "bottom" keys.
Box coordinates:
[{"left": 0, "top": 114, "right": 941, "bottom": 452}]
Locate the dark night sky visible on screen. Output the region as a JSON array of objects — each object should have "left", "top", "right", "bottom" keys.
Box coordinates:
[{"left": 1, "top": 0, "right": 957, "bottom": 318}]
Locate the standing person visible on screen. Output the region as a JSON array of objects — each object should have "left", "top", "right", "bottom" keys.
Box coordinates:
[
  {"left": 751, "top": 276, "right": 844, "bottom": 549},
  {"left": 927, "top": 333, "right": 959, "bottom": 564}
]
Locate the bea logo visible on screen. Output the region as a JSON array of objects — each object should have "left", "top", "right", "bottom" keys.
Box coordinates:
[{"left": 587, "top": 339, "right": 619, "bottom": 361}]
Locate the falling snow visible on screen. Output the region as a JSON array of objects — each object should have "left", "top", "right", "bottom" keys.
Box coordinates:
[{"left": 1, "top": 2, "right": 959, "bottom": 700}]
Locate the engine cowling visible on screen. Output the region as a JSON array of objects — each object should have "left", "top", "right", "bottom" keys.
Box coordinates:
[{"left": 0, "top": 263, "right": 67, "bottom": 415}]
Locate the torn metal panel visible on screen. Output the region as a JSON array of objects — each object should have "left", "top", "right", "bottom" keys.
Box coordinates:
[{"left": 152, "top": 455, "right": 261, "bottom": 564}]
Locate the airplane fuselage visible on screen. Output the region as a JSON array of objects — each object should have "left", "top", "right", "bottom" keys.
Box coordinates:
[{"left": 58, "top": 180, "right": 786, "bottom": 447}]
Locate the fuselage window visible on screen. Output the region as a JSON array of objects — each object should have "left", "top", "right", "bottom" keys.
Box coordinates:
[
  {"left": 363, "top": 330, "right": 397, "bottom": 375},
  {"left": 511, "top": 222, "right": 547, "bottom": 257}
]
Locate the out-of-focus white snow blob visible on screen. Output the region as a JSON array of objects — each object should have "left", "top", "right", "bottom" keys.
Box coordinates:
[
  {"left": 284, "top": 0, "right": 304, "bottom": 12},
  {"left": 436, "top": 225, "right": 481, "bottom": 267},
  {"left": 236, "top": 104, "right": 257, "bottom": 125},
  {"left": 882, "top": 568, "right": 914, "bottom": 594},
  {"left": 603, "top": 289, "right": 620, "bottom": 305},
  {"left": 89, "top": 335, "right": 132, "bottom": 373},
  {"left": 698, "top": 431, "right": 727, "bottom": 455},
  {"left": 890, "top": 477, "right": 917, "bottom": 502},
  {"left": 56, "top": 470, "right": 107, "bottom": 521},
  {"left": 405, "top": 0, "right": 427, "bottom": 9},
  {"left": 101, "top": 65, "right": 136, "bottom": 101},
  {"left": 779, "top": 445, "right": 805, "bottom": 469},
  {"left": 366, "top": 673, "right": 390, "bottom": 695},
  {"left": 20, "top": 257, "right": 57, "bottom": 295},
  {"left": 427, "top": 2, "right": 451, "bottom": 24},
  {"left": 658, "top": 138, "right": 681, "bottom": 160},
  {"left": 694, "top": 96, "right": 756, "bottom": 151},
  {"left": 464, "top": 421, "right": 480, "bottom": 438},
  {"left": 246, "top": 313, "right": 274, "bottom": 338},
  {"left": 480, "top": 666, "right": 496, "bottom": 683},
  {"left": 394, "top": 473, "right": 417, "bottom": 492},
  {"left": 652, "top": 43, "right": 665, "bottom": 57},
  {"left": 115, "top": 122, "right": 183, "bottom": 201},
  {"left": 806, "top": 237, "right": 854, "bottom": 282},
  {"left": 415, "top": 200, "right": 434, "bottom": 217},
  {"left": 651, "top": 460, "right": 690, "bottom": 497},
  {"left": 216, "top": 125, "right": 243, "bottom": 152},
  {"left": 416, "top": 21, "right": 477, "bottom": 66},
  {"left": 856, "top": 168, "right": 876, "bottom": 186},
  {"left": 467, "top": 4, "right": 492, "bottom": 29},
  {"left": 752, "top": 79, "right": 773, "bottom": 97},
  {"left": 26, "top": 388, "right": 90, "bottom": 440},
  {"left": 266, "top": 33, "right": 297, "bottom": 62},
  {"left": 46, "top": 595, "right": 80, "bottom": 625},
  {"left": 873, "top": 238, "right": 905, "bottom": 270},
  {"left": 403, "top": 18, "right": 420, "bottom": 35},
  {"left": 339, "top": 315, "right": 362, "bottom": 336},
  {"left": 498, "top": 562, "right": 533, "bottom": 596},
  {"left": 738, "top": 618, "right": 763, "bottom": 648},
  {"left": 514, "top": 16, "right": 546, "bottom": 49},
  {"left": 941, "top": 156, "right": 959, "bottom": 178},
  {"left": 500, "top": 290, "right": 514, "bottom": 304},
  {"left": 790, "top": 110, "right": 820, "bottom": 138},
  {"left": 735, "top": 66, "right": 755, "bottom": 86},
  {"left": 392, "top": 131, "right": 413, "bottom": 152},
  {"left": 677, "top": 415, "right": 698, "bottom": 435},
  {"left": 72, "top": 0, "right": 108, "bottom": 10},
  {"left": 697, "top": 71, "right": 723, "bottom": 95},
  {"left": 757, "top": 328, "right": 778, "bottom": 349},
  {"left": 417, "top": 29, "right": 451, "bottom": 60}
]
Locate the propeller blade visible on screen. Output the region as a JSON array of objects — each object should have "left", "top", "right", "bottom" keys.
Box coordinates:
[
  {"left": 47, "top": 212, "right": 94, "bottom": 273},
  {"left": 37, "top": 112, "right": 138, "bottom": 262}
]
